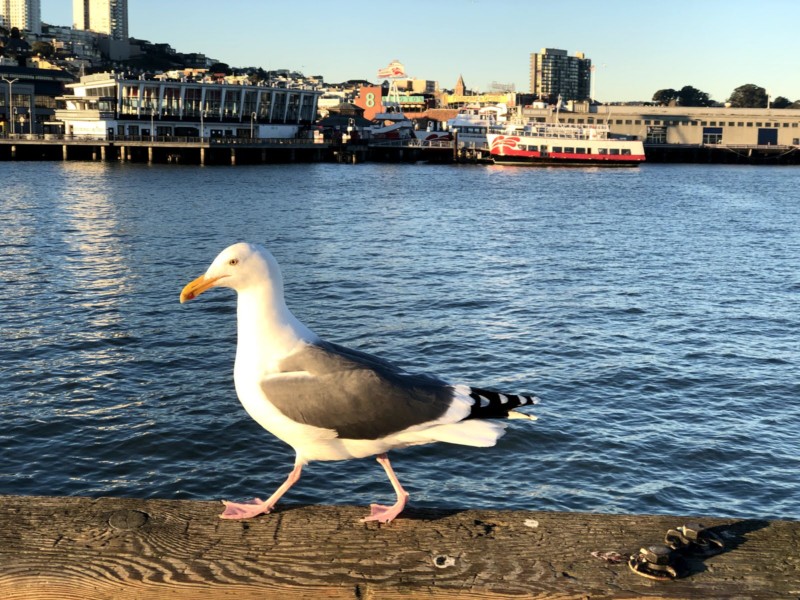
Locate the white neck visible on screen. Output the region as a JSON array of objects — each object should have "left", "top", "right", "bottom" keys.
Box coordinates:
[{"left": 234, "top": 286, "right": 318, "bottom": 376}]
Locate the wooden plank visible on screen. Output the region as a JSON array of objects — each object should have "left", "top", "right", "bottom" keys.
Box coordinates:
[{"left": 0, "top": 495, "right": 797, "bottom": 599}]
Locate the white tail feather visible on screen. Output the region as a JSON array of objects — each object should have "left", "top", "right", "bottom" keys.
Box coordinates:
[
  {"left": 396, "top": 419, "right": 507, "bottom": 448},
  {"left": 508, "top": 410, "right": 538, "bottom": 421}
]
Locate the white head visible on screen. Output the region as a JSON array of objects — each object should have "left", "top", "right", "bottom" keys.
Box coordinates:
[{"left": 180, "top": 242, "right": 284, "bottom": 303}]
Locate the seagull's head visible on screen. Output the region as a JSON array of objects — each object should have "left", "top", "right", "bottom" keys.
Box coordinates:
[{"left": 180, "top": 242, "right": 284, "bottom": 303}]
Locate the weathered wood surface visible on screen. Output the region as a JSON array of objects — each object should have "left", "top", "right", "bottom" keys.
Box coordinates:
[{"left": 0, "top": 495, "right": 797, "bottom": 599}]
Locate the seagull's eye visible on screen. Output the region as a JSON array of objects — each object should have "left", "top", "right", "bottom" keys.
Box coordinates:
[{"left": 228, "top": 258, "right": 239, "bottom": 266}]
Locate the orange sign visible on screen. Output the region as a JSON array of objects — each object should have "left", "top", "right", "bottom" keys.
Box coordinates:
[{"left": 355, "top": 86, "right": 384, "bottom": 121}]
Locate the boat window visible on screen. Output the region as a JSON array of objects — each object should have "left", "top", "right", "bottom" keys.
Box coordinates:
[
  {"left": 609, "top": 149, "right": 620, "bottom": 155},
  {"left": 598, "top": 148, "right": 607, "bottom": 154},
  {"left": 564, "top": 147, "right": 574, "bottom": 153},
  {"left": 621, "top": 149, "right": 631, "bottom": 155},
  {"left": 575, "top": 148, "right": 586, "bottom": 154},
  {"left": 552, "top": 146, "right": 563, "bottom": 153}
]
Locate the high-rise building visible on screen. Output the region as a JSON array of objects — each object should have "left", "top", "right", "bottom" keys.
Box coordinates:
[
  {"left": 73, "top": 0, "right": 128, "bottom": 40},
  {"left": 529, "top": 48, "right": 592, "bottom": 103},
  {"left": 0, "top": 0, "right": 42, "bottom": 34}
]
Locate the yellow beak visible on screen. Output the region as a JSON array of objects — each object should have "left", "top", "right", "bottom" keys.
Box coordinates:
[{"left": 180, "top": 274, "right": 226, "bottom": 303}]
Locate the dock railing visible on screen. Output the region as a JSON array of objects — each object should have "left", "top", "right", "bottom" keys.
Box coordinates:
[{"left": 1, "top": 495, "right": 797, "bottom": 598}]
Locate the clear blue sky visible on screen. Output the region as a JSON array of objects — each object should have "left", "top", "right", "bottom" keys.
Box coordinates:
[{"left": 41, "top": 0, "right": 800, "bottom": 103}]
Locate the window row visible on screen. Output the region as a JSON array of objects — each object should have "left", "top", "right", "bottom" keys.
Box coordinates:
[{"left": 572, "top": 117, "right": 799, "bottom": 128}]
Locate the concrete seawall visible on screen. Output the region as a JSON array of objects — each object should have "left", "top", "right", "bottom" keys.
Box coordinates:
[{"left": 0, "top": 495, "right": 797, "bottom": 598}]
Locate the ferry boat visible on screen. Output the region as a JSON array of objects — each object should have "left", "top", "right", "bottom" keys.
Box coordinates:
[
  {"left": 487, "top": 121, "right": 645, "bottom": 167},
  {"left": 447, "top": 104, "right": 509, "bottom": 149},
  {"left": 367, "top": 112, "right": 415, "bottom": 140}
]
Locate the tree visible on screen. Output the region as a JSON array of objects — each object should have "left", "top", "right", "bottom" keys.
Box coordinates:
[
  {"left": 652, "top": 88, "right": 678, "bottom": 105},
  {"left": 31, "top": 41, "right": 54, "bottom": 58},
  {"left": 771, "top": 96, "right": 791, "bottom": 109},
  {"left": 677, "top": 85, "right": 713, "bottom": 107},
  {"left": 651, "top": 85, "right": 713, "bottom": 107},
  {"left": 728, "top": 84, "right": 768, "bottom": 108},
  {"left": 208, "top": 62, "right": 231, "bottom": 75}
]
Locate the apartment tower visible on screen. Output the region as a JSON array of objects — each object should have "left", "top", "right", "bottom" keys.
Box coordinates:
[
  {"left": 0, "top": 0, "right": 41, "bottom": 34},
  {"left": 73, "top": 0, "right": 128, "bottom": 40},
  {"left": 529, "top": 48, "right": 592, "bottom": 103}
]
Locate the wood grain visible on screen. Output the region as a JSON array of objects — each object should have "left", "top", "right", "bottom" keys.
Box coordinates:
[{"left": 0, "top": 495, "right": 797, "bottom": 599}]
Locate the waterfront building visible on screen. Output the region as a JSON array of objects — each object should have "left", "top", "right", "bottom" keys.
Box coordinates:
[
  {"left": 521, "top": 104, "right": 800, "bottom": 148},
  {"left": 529, "top": 48, "right": 591, "bottom": 103},
  {"left": 393, "top": 78, "right": 438, "bottom": 95},
  {"left": 73, "top": 0, "right": 127, "bottom": 40},
  {"left": 441, "top": 91, "right": 517, "bottom": 110},
  {"left": 54, "top": 72, "right": 322, "bottom": 139},
  {"left": 1, "top": 64, "right": 75, "bottom": 134},
  {"left": 0, "top": 0, "right": 41, "bottom": 34}
]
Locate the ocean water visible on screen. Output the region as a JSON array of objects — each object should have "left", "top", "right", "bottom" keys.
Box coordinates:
[{"left": 1, "top": 160, "right": 798, "bottom": 520}]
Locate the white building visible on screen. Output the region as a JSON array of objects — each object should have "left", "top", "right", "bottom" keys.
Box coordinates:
[
  {"left": 0, "top": 0, "right": 41, "bottom": 34},
  {"left": 73, "top": 0, "right": 127, "bottom": 40},
  {"left": 55, "top": 72, "right": 323, "bottom": 140}
]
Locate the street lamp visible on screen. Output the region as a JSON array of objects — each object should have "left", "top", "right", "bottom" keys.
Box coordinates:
[
  {"left": 200, "top": 110, "right": 206, "bottom": 141},
  {"left": 2, "top": 77, "right": 19, "bottom": 135},
  {"left": 151, "top": 108, "right": 155, "bottom": 140},
  {"left": 250, "top": 112, "right": 257, "bottom": 139}
]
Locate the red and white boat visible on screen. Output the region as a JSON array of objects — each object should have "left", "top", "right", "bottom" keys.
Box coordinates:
[
  {"left": 447, "top": 103, "right": 509, "bottom": 149},
  {"left": 487, "top": 122, "right": 645, "bottom": 167},
  {"left": 367, "top": 112, "right": 415, "bottom": 140}
]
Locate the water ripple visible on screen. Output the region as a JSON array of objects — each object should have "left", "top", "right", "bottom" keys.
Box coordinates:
[{"left": 0, "top": 162, "right": 798, "bottom": 520}]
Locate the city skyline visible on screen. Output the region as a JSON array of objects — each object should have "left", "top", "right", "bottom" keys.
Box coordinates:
[{"left": 38, "top": 0, "right": 800, "bottom": 103}]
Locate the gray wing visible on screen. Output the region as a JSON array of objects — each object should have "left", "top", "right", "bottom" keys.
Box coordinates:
[{"left": 260, "top": 341, "right": 456, "bottom": 440}]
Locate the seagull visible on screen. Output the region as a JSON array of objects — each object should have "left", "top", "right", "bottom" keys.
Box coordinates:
[{"left": 180, "top": 242, "right": 539, "bottom": 523}]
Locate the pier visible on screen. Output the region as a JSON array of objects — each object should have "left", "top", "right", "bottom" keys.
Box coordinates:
[
  {"left": 2, "top": 135, "right": 799, "bottom": 165},
  {"left": 0, "top": 495, "right": 796, "bottom": 598},
  {"left": 0, "top": 134, "right": 330, "bottom": 166},
  {"left": 0, "top": 135, "right": 459, "bottom": 165},
  {"left": 643, "top": 143, "right": 800, "bottom": 165}
]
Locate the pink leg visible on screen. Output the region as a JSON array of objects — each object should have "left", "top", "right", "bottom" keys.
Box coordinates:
[
  {"left": 220, "top": 460, "right": 303, "bottom": 519},
  {"left": 362, "top": 454, "right": 410, "bottom": 523}
]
